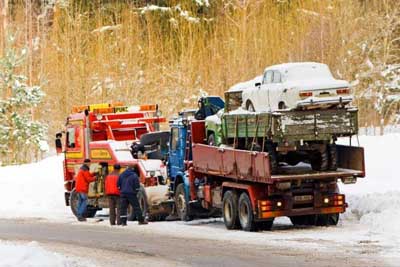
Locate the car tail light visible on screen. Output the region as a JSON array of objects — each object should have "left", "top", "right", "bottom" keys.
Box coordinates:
[
  {"left": 299, "top": 91, "right": 313, "bottom": 98},
  {"left": 336, "top": 88, "right": 350, "bottom": 95}
]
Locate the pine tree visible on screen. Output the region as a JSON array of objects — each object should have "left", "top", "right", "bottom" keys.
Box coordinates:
[{"left": 0, "top": 34, "right": 47, "bottom": 165}]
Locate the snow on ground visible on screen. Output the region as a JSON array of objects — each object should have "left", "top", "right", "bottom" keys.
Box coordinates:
[
  {"left": 0, "top": 133, "right": 399, "bottom": 262},
  {"left": 0, "top": 240, "right": 94, "bottom": 267},
  {"left": 0, "top": 155, "right": 69, "bottom": 219}
]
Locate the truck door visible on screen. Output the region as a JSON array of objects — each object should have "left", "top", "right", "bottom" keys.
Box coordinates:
[
  {"left": 168, "top": 126, "right": 186, "bottom": 180},
  {"left": 65, "top": 122, "right": 84, "bottom": 159}
]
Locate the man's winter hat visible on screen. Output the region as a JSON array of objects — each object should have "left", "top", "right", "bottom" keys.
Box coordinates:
[{"left": 114, "top": 164, "right": 121, "bottom": 170}]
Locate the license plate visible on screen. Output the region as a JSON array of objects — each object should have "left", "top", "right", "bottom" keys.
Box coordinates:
[
  {"left": 318, "top": 92, "right": 332, "bottom": 97},
  {"left": 294, "top": 195, "right": 313, "bottom": 202}
]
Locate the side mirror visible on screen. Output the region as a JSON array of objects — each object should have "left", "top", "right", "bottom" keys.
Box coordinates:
[
  {"left": 55, "top": 132, "right": 63, "bottom": 154},
  {"left": 255, "top": 82, "right": 261, "bottom": 87}
]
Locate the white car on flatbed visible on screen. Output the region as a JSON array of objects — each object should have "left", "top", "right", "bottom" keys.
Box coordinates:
[{"left": 240, "top": 62, "right": 353, "bottom": 111}]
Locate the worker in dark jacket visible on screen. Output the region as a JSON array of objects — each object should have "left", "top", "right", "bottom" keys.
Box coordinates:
[
  {"left": 75, "top": 159, "right": 96, "bottom": 221},
  {"left": 105, "top": 164, "right": 122, "bottom": 225},
  {"left": 117, "top": 165, "right": 148, "bottom": 225}
]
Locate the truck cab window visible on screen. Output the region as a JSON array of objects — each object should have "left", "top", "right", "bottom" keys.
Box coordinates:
[
  {"left": 263, "top": 71, "right": 273, "bottom": 84},
  {"left": 66, "top": 127, "right": 76, "bottom": 148},
  {"left": 171, "top": 128, "right": 179, "bottom": 150}
]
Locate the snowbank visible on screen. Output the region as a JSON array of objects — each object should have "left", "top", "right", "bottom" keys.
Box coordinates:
[
  {"left": 337, "top": 134, "right": 400, "bottom": 233},
  {"left": 338, "top": 134, "right": 400, "bottom": 249},
  {"left": 0, "top": 155, "right": 69, "bottom": 219},
  {"left": 0, "top": 241, "right": 94, "bottom": 267}
]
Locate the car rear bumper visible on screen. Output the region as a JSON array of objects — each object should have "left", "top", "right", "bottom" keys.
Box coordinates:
[{"left": 296, "top": 96, "right": 353, "bottom": 107}]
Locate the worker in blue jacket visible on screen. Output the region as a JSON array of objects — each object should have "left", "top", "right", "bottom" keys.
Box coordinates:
[{"left": 117, "top": 165, "right": 148, "bottom": 225}]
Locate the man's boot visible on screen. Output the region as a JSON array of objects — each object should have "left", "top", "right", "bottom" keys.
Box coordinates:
[
  {"left": 120, "top": 216, "right": 127, "bottom": 226},
  {"left": 138, "top": 219, "right": 148, "bottom": 225}
]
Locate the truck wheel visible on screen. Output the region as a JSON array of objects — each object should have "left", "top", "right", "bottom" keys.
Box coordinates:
[
  {"left": 316, "top": 213, "right": 339, "bottom": 226},
  {"left": 70, "top": 189, "right": 79, "bottom": 217},
  {"left": 247, "top": 141, "right": 262, "bottom": 152},
  {"left": 265, "top": 142, "right": 278, "bottom": 174},
  {"left": 207, "top": 133, "right": 216, "bottom": 146},
  {"left": 222, "top": 190, "right": 240, "bottom": 230},
  {"left": 85, "top": 206, "right": 97, "bottom": 218},
  {"left": 238, "top": 193, "right": 258, "bottom": 232},
  {"left": 128, "top": 206, "right": 135, "bottom": 221},
  {"left": 328, "top": 144, "right": 337, "bottom": 171},
  {"left": 285, "top": 152, "right": 301, "bottom": 166},
  {"left": 257, "top": 219, "right": 274, "bottom": 231},
  {"left": 310, "top": 146, "right": 329, "bottom": 171},
  {"left": 290, "top": 215, "right": 316, "bottom": 226},
  {"left": 69, "top": 189, "right": 97, "bottom": 218},
  {"left": 175, "top": 184, "right": 192, "bottom": 221},
  {"left": 137, "top": 187, "right": 149, "bottom": 221}
]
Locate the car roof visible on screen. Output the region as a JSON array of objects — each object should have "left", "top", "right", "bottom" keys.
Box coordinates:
[{"left": 264, "top": 62, "right": 327, "bottom": 73}]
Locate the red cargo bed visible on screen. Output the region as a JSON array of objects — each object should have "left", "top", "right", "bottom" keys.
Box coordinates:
[{"left": 191, "top": 144, "right": 365, "bottom": 184}]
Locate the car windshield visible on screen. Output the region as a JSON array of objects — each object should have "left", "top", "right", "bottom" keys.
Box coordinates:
[
  {"left": 284, "top": 64, "right": 333, "bottom": 81},
  {"left": 139, "top": 159, "right": 167, "bottom": 179},
  {"left": 139, "top": 159, "right": 163, "bottom": 171}
]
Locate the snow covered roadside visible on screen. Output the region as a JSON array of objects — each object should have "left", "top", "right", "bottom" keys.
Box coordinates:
[
  {"left": 339, "top": 134, "right": 400, "bottom": 257},
  {"left": 0, "top": 240, "right": 94, "bottom": 267},
  {"left": 0, "top": 155, "right": 69, "bottom": 220}
]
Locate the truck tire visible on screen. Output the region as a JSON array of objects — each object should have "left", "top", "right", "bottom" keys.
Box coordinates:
[
  {"left": 285, "top": 152, "right": 301, "bottom": 166},
  {"left": 257, "top": 219, "right": 274, "bottom": 231},
  {"left": 175, "top": 184, "right": 192, "bottom": 221},
  {"left": 85, "top": 206, "right": 97, "bottom": 218},
  {"left": 290, "top": 215, "right": 316, "bottom": 226},
  {"left": 238, "top": 192, "right": 258, "bottom": 232},
  {"left": 69, "top": 189, "right": 97, "bottom": 218},
  {"left": 137, "top": 187, "right": 149, "bottom": 221},
  {"left": 222, "top": 190, "right": 240, "bottom": 230},
  {"left": 265, "top": 142, "right": 278, "bottom": 174},
  {"left": 207, "top": 133, "right": 216, "bottom": 146},
  {"left": 328, "top": 144, "right": 337, "bottom": 171},
  {"left": 70, "top": 189, "right": 79, "bottom": 217},
  {"left": 316, "top": 213, "right": 339, "bottom": 226},
  {"left": 310, "top": 145, "right": 329, "bottom": 171},
  {"left": 128, "top": 206, "right": 135, "bottom": 221}
]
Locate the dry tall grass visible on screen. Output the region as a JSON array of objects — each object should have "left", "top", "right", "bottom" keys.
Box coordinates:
[{"left": 1, "top": 0, "right": 399, "bottom": 138}]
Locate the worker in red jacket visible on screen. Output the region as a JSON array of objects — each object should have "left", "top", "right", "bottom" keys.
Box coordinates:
[
  {"left": 105, "top": 164, "right": 122, "bottom": 225},
  {"left": 75, "top": 159, "right": 96, "bottom": 221}
]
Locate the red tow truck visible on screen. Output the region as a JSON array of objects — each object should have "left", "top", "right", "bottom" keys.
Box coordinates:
[{"left": 59, "top": 102, "right": 171, "bottom": 219}]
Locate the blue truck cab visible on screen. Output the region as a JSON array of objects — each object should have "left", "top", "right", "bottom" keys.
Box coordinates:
[{"left": 167, "top": 96, "right": 224, "bottom": 220}]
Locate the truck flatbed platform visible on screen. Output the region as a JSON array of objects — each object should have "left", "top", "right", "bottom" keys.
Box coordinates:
[
  {"left": 192, "top": 144, "right": 365, "bottom": 184},
  {"left": 271, "top": 164, "right": 364, "bottom": 181}
]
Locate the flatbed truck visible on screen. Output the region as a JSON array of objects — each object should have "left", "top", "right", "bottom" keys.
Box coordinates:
[{"left": 166, "top": 98, "right": 365, "bottom": 231}]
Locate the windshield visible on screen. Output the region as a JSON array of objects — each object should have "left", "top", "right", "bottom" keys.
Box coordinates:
[
  {"left": 139, "top": 159, "right": 167, "bottom": 179},
  {"left": 140, "top": 159, "right": 163, "bottom": 171},
  {"left": 285, "top": 64, "right": 333, "bottom": 81}
]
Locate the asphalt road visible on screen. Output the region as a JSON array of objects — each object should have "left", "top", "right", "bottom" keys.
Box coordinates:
[{"left": 0, "top": 219, "right": 386, "bottom": 267}]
